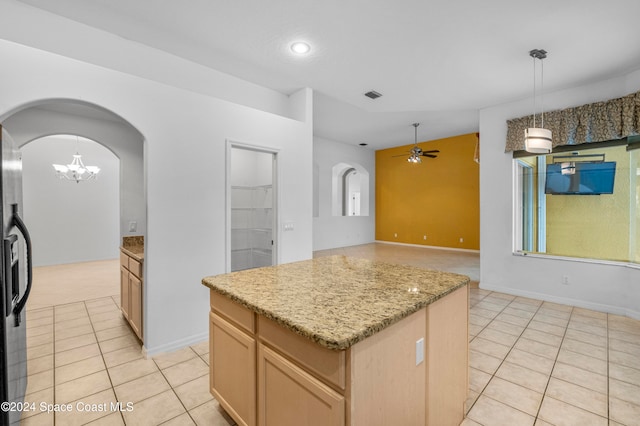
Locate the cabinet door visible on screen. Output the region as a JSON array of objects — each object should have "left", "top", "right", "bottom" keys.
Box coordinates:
[
  {"left": 120, "top": 265, "right": 130, "bottom": 320},
  {"left": 258, "top": 344, "right": 344, "bottom": 426},
  {"left": 129, "top": 274, "right": 143, "bottom": 340},
  {"left": 210, "top": 312, "right": 256, "bottom": 426}
]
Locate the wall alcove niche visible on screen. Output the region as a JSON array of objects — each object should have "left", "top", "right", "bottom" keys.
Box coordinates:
[{"left": 331, "top": 162, "right": 370, "bottom": 217}]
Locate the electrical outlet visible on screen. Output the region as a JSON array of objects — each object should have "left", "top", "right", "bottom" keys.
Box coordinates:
[
  {"left": 416, "top": 338, "right": 424, "bottom": 366},
  {"left": 561, "top": 275, "right": 570, "bottom": 285},
  {"left": 423, "top": 235, "right": 427, "bottom": 240},
  {"left": 128, "top": 221, "right": 137, "bottom": 232},
  {"left": 394, "top": 233, "right": 398, "bottom": 238},
  {"left": 459, "top": 237, "right": 464, "bottom": 243}
]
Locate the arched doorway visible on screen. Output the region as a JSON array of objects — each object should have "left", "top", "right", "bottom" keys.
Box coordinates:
[{"left": 2, "top": 100, "right": 145, "bottom": 309}]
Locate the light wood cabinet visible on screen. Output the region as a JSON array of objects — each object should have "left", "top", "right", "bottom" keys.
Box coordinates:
[
  {"left": 120, "top": 249, "right": 143, "bottom": 340},
  {"left": 258, "top": 344, "right": 344, "bottom": 426},
  {"left": 129, "top": 274, "right": 143, "bottom": 338},
  {"left": 120, "top": 265, "right": 130, "bottom": 320},
  {"left": 210, "top": 312, "right": 256, "bottom": 426},
  {"left": 208, "top": 285, "right": 468, "bottom": 426}
]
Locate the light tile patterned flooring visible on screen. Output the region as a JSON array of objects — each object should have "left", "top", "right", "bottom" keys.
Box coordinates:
[
  {"left": 21, "top": 244, "right": 640, "bottom": 426},
  {"left": 22, "top": 296, "right": 235, "bottom": 426},
  {"left": 463, "top": 289, "right": 640, "bottom": 426}
]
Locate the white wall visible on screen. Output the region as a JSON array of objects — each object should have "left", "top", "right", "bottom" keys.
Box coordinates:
[
  {"left": 1, "top": 0, "right": 291, "bottom": 119},
  {"left": 313, "top": 137, "right": 375, "bottom": 251},
  {"left": 479, "top": 68, "right": 640, "bottom": 319},
  {"left": 0, "top": 39, "right": 313, "bottom": 356},
  {"left": 21, "top": 135, "right": 119, "bottom": 266},
  {"left": 4, "top": 105, "right": 145, "bottom": 240}
]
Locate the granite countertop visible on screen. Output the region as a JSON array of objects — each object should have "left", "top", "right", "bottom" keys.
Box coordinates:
[
  {"left": 201, "top": 255, "right": 469, "bottom": 350},
  {"left": 121, "top": 245, "right": 144, "bottom": 261},
  {"left": 121, "top": 236, "right": 144, "bottom": 261}
]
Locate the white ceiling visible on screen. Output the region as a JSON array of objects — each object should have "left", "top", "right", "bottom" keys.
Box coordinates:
[{"left": 17, "top": 0, "right": 640, "bottom": 149}]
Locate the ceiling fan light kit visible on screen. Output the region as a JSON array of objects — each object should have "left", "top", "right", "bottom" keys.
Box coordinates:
[
  {"left": 524, "top": 49, "right": 552, "bottom": 154},
  {"left": 393, "top": 123, "right": 440, "bottom": 164}
]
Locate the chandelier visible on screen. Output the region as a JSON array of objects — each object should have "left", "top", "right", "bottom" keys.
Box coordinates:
[{"left": 52, "top": 137, "right": 101, "bottom": 183}]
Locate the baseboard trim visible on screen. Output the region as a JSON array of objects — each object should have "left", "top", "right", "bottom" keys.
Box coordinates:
[
  {"left": 479, "top": 282, "right": 640, "bottom": 319},
  {"left": 375, "top": 240, "right": 480, "bottom": 254},
  {"left": 142, "top": 331, "right": 208, "bottom": 358}
]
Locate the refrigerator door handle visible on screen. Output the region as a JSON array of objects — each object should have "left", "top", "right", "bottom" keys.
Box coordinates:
[{"left": 11, "top": 203, "right": 32, "bottom": 326}]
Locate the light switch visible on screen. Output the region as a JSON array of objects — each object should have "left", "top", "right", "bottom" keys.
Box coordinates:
[
  {"left": 283, "top": 222, "right": 294, "bottom": 231},
  {"left": 129, "top": 221, "right": 137, "bottom": 232},
  {"left": 416, "top": 338, "right": 424, "bottom": 366}
]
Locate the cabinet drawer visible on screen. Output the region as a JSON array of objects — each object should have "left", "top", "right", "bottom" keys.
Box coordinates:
[
  {"left": 128, "top": 258, "right": 142, "bottom": 278},
  {"left": 211, "top": 292, "right": 255, "bottom": 334},
  {"left": 120, "top": 251, "right": 130, "bottom": 269},
  {"left": 258, "top": 316, "right": 345, "bottom": 391}
]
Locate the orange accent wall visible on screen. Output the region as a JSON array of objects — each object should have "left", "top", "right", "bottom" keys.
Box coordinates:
[{"left": 375, "top": 133, "right": 480, "bottom": 249}]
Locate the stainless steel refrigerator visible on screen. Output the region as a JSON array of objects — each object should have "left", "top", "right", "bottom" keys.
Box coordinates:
[{"left": 0, "top": 126, "right": 32, "bottom": 426}]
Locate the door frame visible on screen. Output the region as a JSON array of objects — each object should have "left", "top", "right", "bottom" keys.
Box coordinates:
[{"left": 225, "top": 140, "right": 279, "bottom": 273}]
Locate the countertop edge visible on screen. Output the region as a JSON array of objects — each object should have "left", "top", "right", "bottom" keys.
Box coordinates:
[
  {"left": 202, "top": 277, "right": 469, "bottom": 351},
  {"left": 120, "top": 246, "right": 144, "bottom": 262}
]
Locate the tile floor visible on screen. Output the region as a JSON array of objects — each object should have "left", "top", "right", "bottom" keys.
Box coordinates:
[
  {"left": 22, "top": 296, "right": 235, "bottom": 426},
  {"left": 463, "top": 289, "right": 640, "bottom": 426},
  {"left": 20, "top": 244, "right": 640, "bottom": 425}
]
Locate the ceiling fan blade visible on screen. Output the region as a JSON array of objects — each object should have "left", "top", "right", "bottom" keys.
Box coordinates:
[
  {"left": 421, "top": 154, "right": 438, "bottom": 158},
  {"left": 421, "top": 150, "right": 440, "bottom": 153}
]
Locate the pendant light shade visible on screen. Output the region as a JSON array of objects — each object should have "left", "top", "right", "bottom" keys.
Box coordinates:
[
  {"left": 524, "top": 127, "right": 552, "bottom": 153},
  {"left": 524, "top": 49, "right": 552, "bottom": 154}
]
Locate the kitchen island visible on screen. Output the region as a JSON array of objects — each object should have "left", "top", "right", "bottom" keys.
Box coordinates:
[{"left": 201, "top": 255, "right": 469, "bottom": 426}]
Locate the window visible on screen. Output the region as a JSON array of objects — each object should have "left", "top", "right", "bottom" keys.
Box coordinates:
[{"left": 514, "top": 142, "right": 640, "bottom": 263}]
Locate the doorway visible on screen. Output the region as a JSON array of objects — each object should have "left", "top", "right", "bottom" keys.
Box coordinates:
[
  {"left": 228, "top": 144, "right": 277, "bottom": 272},
  {"left": 2, "top": 100, "right": 145, "bottom": 310}
]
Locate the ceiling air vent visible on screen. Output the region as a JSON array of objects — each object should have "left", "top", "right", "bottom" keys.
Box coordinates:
[{"left": 364, "top": 90, "right": 382, "bottom": 99}]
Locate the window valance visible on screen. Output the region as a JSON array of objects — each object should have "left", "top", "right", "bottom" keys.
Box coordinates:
[{"left": 505, "top": 90, "right": 640, "bottom": 152}]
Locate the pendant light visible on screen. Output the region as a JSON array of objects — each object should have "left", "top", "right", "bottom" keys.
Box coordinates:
[{"left": 524, "top": 49, "right": 552, "bottom": 154}]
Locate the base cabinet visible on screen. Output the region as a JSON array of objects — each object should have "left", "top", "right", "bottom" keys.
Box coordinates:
[
  {"left": 258, "top": 344, "right": 344, "bottom": 426},
  {"left": 120, "top": 250, "right": 143, "bottom": 340},
  {"left": 129, "top": 275, "right": 143, "bottom": 338},
  {"left": 209, "top": 285, "right": 468, "bottom": 426},
  {"left": 210, "top": 313, "right": 256, "bottom": 426},
  {"left": 120, "top": 265, "right": 130, "bottom": 320}
]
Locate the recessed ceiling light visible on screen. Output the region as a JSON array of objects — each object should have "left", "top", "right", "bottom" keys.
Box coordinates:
[{"left": 290, "top": 42, "right": 311, "bottom": 54}]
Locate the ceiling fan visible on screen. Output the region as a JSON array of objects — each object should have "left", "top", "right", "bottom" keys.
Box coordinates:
[{"left": 393, "top": 123, "right": 439, "bottom": 163}]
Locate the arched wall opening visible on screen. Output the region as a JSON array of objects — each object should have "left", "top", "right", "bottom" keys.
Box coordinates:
[
  {"left": 2, "top": 99, "right": 146, "bottom": 248},
  {"left": 21, "top": 134, "right": 120, "bottom": 266},
  {"left": 331, "top": 162, "right": 370, "bottom": 217}
]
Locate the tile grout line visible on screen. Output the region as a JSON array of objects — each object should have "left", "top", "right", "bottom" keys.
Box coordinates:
[
  {"left": 531, "top": 305, "right": 574, "bottom": 424},
  {"left": 479, "top": 296, "right": 547, "bottom": 422},
  {"left": 152, "top": 346, "right": 203, "bottom": 425},
  {"left": 466, "top": 292, "right": 542, "bottom": 417},
  {"left": 82, "top": 298, "right": 126, "bottom": 425}
]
